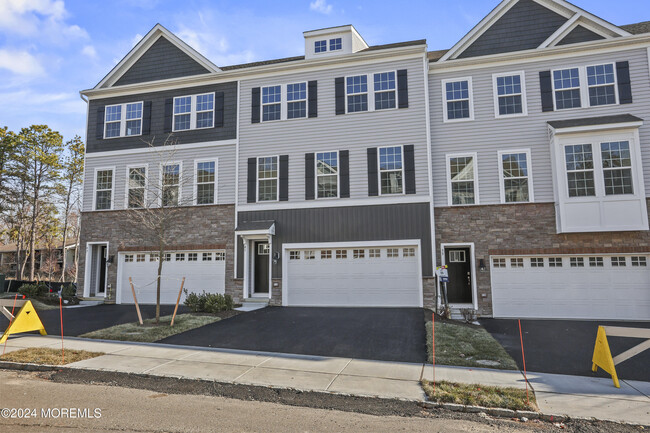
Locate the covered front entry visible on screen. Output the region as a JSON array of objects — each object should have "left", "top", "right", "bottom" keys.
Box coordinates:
[
  {"left": 283, "top": 241, "right": 423, "bottom": 307},
  {"left": 236, "top": 220, "right": 275, "bottom": 300},
  {"left": 441, "top": 244, "right": 477, "bottom": 309},
  {"left": 490, "top": 254, "right": 650, "bottom": 319},
  {"left": 84, "top": 242, "right": 108, "bottom": 298}
]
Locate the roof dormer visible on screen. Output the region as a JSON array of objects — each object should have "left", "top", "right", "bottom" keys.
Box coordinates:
[{"left": 303, "top": 25, "right": 369, "bottom": 60}]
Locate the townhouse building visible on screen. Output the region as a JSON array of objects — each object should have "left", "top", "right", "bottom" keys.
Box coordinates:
[{"left": 77, "top": 0, "right": 649, "bottom": 320}]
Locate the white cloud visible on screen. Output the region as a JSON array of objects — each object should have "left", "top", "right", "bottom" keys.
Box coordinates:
[
  {"left": 0, "top": 49, "right": 45, "bottom": 76},
  {"left": 131, "top": 33, "right": 144, "bottom": 48},
  {"left": 81, "top": 45, "right": 97, "bottom": 58},
  {"left": 0, "top": 0, "right": 88, "bottom": 43},
  {"left": 309, "top": 0, "right": 333, "bottom": 15}
]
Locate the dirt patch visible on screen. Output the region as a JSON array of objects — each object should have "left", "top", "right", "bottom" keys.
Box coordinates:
[{"left": 0, "top": 348, "right": 103, "bottom": 365}]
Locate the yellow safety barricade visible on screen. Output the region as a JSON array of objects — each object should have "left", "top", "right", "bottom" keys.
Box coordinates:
[
  {"left": 592, "top": 325, "right": 650, "bottom": 388},
  {"left": 0, "top": 299, "right": 47, "bottom": 344}
]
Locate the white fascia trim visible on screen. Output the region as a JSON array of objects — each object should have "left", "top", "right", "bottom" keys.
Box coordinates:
[
  {"left": 238, "top": 194, "right": 430, "bottom": 211},
  {"left": 533, "top": 0, "right": 630, "bottom": 38},
  {"left": 282, "top": 239, "right": 421, "bottom": 250},
  {"left": 429, "top": 34, "right": 650, "bottom": 75},
  {"left": 539, "top": 13, "right": 582, "bottom": 48},
  {"left": 549, "top": 121, "right": 644, "bottom": 135},
  {"left": 423, "top": 54, "right": 438, "bottom": 272},
  {"left": 82, "top": 46, "right": 425, "bottom": 100},
  {"left": 236, "top": 228, "right": 276, "bottom": 237},
  {"left": 96, "top": 25, "right": 220, "bottom": 89},
  {"left": 85, "top": 139, "right": 236, "bottom": 159}
]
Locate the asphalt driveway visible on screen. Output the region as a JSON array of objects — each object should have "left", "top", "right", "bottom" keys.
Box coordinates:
[
  {"left": 159, "top": 307, "right": 428, "bottom": 363},
  {"left": 481, "top": 319, "right": 650, "bottom": 382}
]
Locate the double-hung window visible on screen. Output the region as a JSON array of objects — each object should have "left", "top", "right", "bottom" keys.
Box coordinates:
[
  {"left": 346, "top": 75, "right": 368, "bottom": 113},
  {"left": 498, "top": 150, "right": 532, "bottom": 203},
  {"left": 553, "top": 68, "right": 581, "bottom": 109},
  {"left": 262, "top": 85, "right": 282, "bottom": 121},
  {"left": 379, "top": 146, "right": 403, "bottom": 195},
  {"left": 173, "top": 93, "right": 214, "bottom": 131},
  {"left": 95, "top": 169, "right": 113, "bottom": 210},
  {"left": 195, "top": 160, "right": 216, "bottom": 205},
  {"left": 552, "top": 64, "right": 618, "bottom": 110},
  {"left": 257, "top": 156, "right": 278, "bottom": 201},
  {"left": 127, "top": 166, "right": 146, "bottom": 209},
  {"left": 564, "top": 144, "right": 595, "bottom": 197},
  {"left": 104, "top": 102, "right": 143, "bottom": 138},
  {"left": 346, "top": 72, "right": 397, "bottom": 113},
  {"left": 162, "top": 163, "right": 181, "bottom": 207},
  {"left": 287, "top": 83, "right": 307, "bottom": 119},
  {"left": 330, "top": 38, "right": 342, "bottom": 51},
  {"left": 442, "top": 78, "right": 473, "bottom": 121},
  {"left": 374, "top": 72, "right": 396, "bottom": 110},
  {"left": 587, "top": 64, "right": 617, "bottom": 106},
  {"left": 316, "top": 151, "right": 338, "bottom": 198},
  {"left": 315, "top": 40, "right": 327, "bottom": 53},
  {"left": 601, "top": 141, "right": 633, "bottom": 195},
  {"left": 447, "top": 154, "right": 477, "bottom": 205},
  {"left": 493, "top": 72, "right": 526, "bottom": 117}
]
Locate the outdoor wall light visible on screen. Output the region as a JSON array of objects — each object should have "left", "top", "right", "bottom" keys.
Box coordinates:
[{"left": 479, "top": 258, "right": 486, "bottom": 271}]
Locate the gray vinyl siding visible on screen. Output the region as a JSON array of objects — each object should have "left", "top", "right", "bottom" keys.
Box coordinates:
[
  {"left": 112, "top": 37, "right": 210, "bottom": 87},
  {"left": 87, "top": 82, "right": 237, "bottom": 154},
  {"left": 430, "top": 47, "right": 650, "bottom": 206},
  {"left": 458, "top": 0, "right": 567, "bottom": 59},
  {"left": 557, "top": 26, "right": 606, "bottom": 46},
  {"left": 236, "top": 203, "right": 433, "bottom": 277},
  {"left": 237, "top": 56, "right": 429, "bottom": 205},
  {"left": 82, "top": 144, "right": 236, "bottom": 212}
]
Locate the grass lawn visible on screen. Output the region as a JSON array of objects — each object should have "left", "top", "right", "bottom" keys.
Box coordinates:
[
  {"left": 421, "top": 380, "right": 537, "bottom": 411},
  {"left": 0, "top": 347, "right": 104, "bottom": 365},
  {"left": 79, "top": 313, "right": 220, "bottom": 343},
  {"left": 426, "top": 318, "right": 518, "bottom": 370},
  {"left": 0, "top": 293, "right": 59, "bottom": 311}
]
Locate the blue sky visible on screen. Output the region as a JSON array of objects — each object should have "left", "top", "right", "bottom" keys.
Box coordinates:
[{"left": 0, "top": 0, "right": 645, "bottom": 141}]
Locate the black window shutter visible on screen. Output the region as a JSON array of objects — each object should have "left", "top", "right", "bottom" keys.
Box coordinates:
[
  {"left": 367, "top": 148, "right": 378, "bottom": 197},
  {"left": 397, "top": 69, "right": 409, "bottom": 109},
  {"left": 616, "top": 61, "right": 632, "bottom": 104},
  {"left": 95, "top": 107, "right": 105, "bottom": 140},
  {"left": 214, "top": 92, "right": 225, "bottom": 127},
  {"left": 163, "top": 98, "right": 173, "bottom": 132},
  {"left": 247, "top": 158, "right": 257, "bottom": 203},
  {"left": 539, "top": 71, "right": 554, "bottom": 112},
  {"left": 279, "top": 155, "right": 289, "bottom": 201},
  {"left": 251, "top": 87, "right": 261, "bottom": 123},
  {"left": 335, "top": 77, "right": 345, "bottom": 115},
  {"left": 339, "top": 150, "right": 350, "bottom": 198},
  {"left": 308, "top": 81, "right": 318, "bottom": 118},
  {"left": 305, "top": 153, "right": 315, "bottom": 200},
  {"left": 142, "top": 101, "right": 152, "bottom": 135},
  {"left": 404, "top": 145, "right": 416, "bottom": 194}
]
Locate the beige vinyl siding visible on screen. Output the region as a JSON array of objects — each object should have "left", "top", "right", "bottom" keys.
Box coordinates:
[
  {"left": 238, "top": 56, "right": 430, "bottom": 205},
  {"left": 82, "top": 144, "right": 236, "bottom": 211},
  {"left": 429, "top": 46, "right": 650, "bottom": 206}
]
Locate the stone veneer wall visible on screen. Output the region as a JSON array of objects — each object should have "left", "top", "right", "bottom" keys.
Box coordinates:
[
  {"left": 78, "top": 205, "right": 238, "bottom": 303},
  {"left": 434, "top": 200, "right": 650, "bottom": 317}
]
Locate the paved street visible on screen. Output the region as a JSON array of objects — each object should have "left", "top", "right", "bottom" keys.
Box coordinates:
[{"left": 0, "top": 370, "right": 544, "bottom": 433}]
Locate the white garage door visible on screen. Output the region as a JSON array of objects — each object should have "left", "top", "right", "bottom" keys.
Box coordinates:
[
  {"left": 284, "top": 244, "right": 422, "bottom": 307},
  {"left": 118, "top": 250, "right": 226, "bottom": 304},
  {"left": 491, "top": 254, "right": 650, "bottom": 320}
]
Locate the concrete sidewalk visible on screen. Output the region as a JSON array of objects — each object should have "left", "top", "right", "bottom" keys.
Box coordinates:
[{"left": 2, "top": 335, "right": 649, "bottom": 425}]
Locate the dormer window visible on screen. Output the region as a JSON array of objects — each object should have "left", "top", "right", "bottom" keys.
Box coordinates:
[
  {"left": 330, "top": 38, "right": 342, "bottom": 51},
  {"left": 315, "top": 40, "right": 327, "bottom": 53}
]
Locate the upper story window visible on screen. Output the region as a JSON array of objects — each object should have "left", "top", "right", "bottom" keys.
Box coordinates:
[
  {"left": 262, "top": 85, "right": 282, "bottom": 121},
  {"left": 379, "top": 146, "right": 403, "bottom": 195},
  {"left": 195, "top": 160, "right": 216, "bottom": 205},
  {"left": 173, "top": 93, "right": 214, "bottom": 131},
  {"left": 498, "top": 150, "right": 532, "bottom": 203},
  {"left": 94, "top": 169, "right": 113, "bottom": 210},
  {"left": 162, "top": 163, "right": 180, "bottom": 207},
  {"left": 346, "top": 75, "right": 368, "bottom": 113},
  {"left": 587, "top": 64, "right": 616, "bottom": 106},
  {"left": 493, "top": 72, "right": 526, "bottom": 117},
  {"left": 601, "top": 141, "right": 633, "bottom": 195},
  {"left": 258, "top": 156, "right": 278, "bottom": 202},
  {"left": 316, "top": 151, "right": 338, "bottom": 199},
  {"left": 315, "top": 40, "right": 327, "bottom": 53},
  {"left": 447, "top": 154, "right": 477, "bottom": 205},
  {"left": 564, "top": 144, "right": 595, "bottom": 197},
  {"left": 553, "top": 68, "right": 581, "bottom": 110},
  {"left": 330, "top": 38, "right": 342, "bottom": 51},
  {"left": 374, "top": 72, "right": 396, "bottom": 110},
  {"left": 127, "top": 166, "right": 146, "bottom": 209},
  {"left": 104, "top": 102, "right": 143, "bottom": 138},
  {"left": 442, "top": 78, "right": 473, "bottom": 122},
  {"left": 552, "top": 64, "right": 618, "bottom": 110},
  {"left": 346, "top": 72, "right": 398, "bottom": 114},
  {"left": 287, "top": 83, "right": 307, "bottom": 119}
]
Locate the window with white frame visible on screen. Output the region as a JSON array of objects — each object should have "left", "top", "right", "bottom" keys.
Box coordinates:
[
  {"left": 124, "top": 254, "right": 133, "bottom": 262},
  {"left": 387, "top": 248, "right": 399, "bottom": 258},
  {"left": 631, "top": 256, "right": 647, "bottom": 266},
  {"left": 369, "top": 248, "right": 381, "bottom": 258},
  {"left": 262, "top": 85, "right": 282, "bottom": 121},
  {"left": 379, "top": 146, "right": 403, "bottom": 195},
  {"left": 257, "top": 156, "right": 278, "bottom": 201},
  {"left": 374, "top": 72, "right": 396, "bottom": 110},
  {"left": 188, "top": 253, "right": 198, "bottom": 261},
  {"left": 162, "top": 163, "right": 180, "bottom": 207},
  {"left": 127, "top": 166, "right": 146, "bottom": 209},
  {"left": 289, "top": 251, "right": 300, "bottom": 260},
  {"left": 570, "top": 257, "right": 585, "bottom": 267},
  {"left": 202, "top": 252, "right": 212, "bottom": 261},
  {"left": 215, "top": 251, "right": 225, "bottom": 261},
  {"left": 347, "top": 75, "right": 368, "bottom": 113},
  {"left": 493, "top": 258, "right": 506, "bottom": 268},
  {"left": 335, "top": 249, "right": 347, "bottom": 259},
  {"left": 553, "top": 68, "right": 581, "bottom": 109},
  {"left": 549, "top": 257, "right": 562, "bottom": 267},
  {"left": 587, "top": 64, "right": 617, "bottom": 106},
  {"left": 403, "top": 248, "right": 415, "bottom": 257},
  {"left": 601, "top": 141, "right": 633, "bottom": 195},
  {"left": 553, "top": 64, "right": 618, "bottom": 110},
  {"left": 150, "top": 253, "right": 159, "bottom": 262},
  {"left": 316, "top": 151, "right": 338, "bottom": 198},
  {"left": 564, "top": 144, "right": 595, "bottom": 197},
  {"left": 95, "top": 169, "right": 113, "bottom": 210},
  {"left": 176, "top": 253, "right": 185, "bottom": 261},
  {"left": 315, "top": 40, "right": 327, "bottom": 53},
  {"left": 353, "top": 249, "right": 365, "bottom": 259},
  {"left": 196, "top": 160, "right": 216, "bottom": 205},
  {"left": 287, "top": 83, "right": 307, "bottom": 119},
  {"left": 493, "top": 73, "right": 526, "bottom": 117},
  {"left": 330, "top": 38, "right": 342, "bottom": 50},
  {"left": 136, "top": 254, "right": 145, "bottom": 262},
  {"left": 448, "top": 154, "right": 477, "bottom": 205},
  {"left": 104, "top": 102, "right": 143, "bottom": 138},
  {"left": 320, "top": 250, "right": 332, "bottom": 259},
  {"left": 589, "top": 257, "right": 603, "bottom": 267},
  {"left": 611, "top": 256, "right": 626, "bottom": 267},
  {"left": 173, "top": 93, "right": 214, "bottom": 131},
  {"left": 304, "top": 250, "right": 315, "bottom": 260},
  {"left": 510, "top": 258, "right": 524, "bottom": 268},
  {"left": 531, "top": 258, "right": 544, "bottom": 267},
  {"left": 499, "top": 151, "right": 531, "bottom": 203},
  {"left": 443, "top": 79, "right": 472, "bottom": 121}
]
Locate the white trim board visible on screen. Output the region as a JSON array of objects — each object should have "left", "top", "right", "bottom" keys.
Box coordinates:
[{"left": 84, "top": 139, "right": 236, "bottom": 159}]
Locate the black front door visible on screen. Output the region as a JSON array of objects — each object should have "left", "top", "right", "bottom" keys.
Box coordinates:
[
  {"left": 254, "top": 241, "right": 269, "bottom": 294},
  {"left": 445, "top": 247, "right": 472, "bottom": 303},
  {"left": 98, "top": 245, "right": 107, "bottom": 294}
]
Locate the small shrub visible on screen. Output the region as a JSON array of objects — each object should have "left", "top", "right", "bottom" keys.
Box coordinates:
[
  {"left": 61, "top": 284, "right": 77, "bottom": 299},
  {"left": 18, "top": 283, "right": 48, "bottom": 298},
  {"left": 183, "top": 290, "right": 234, "bottom": 313}
]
